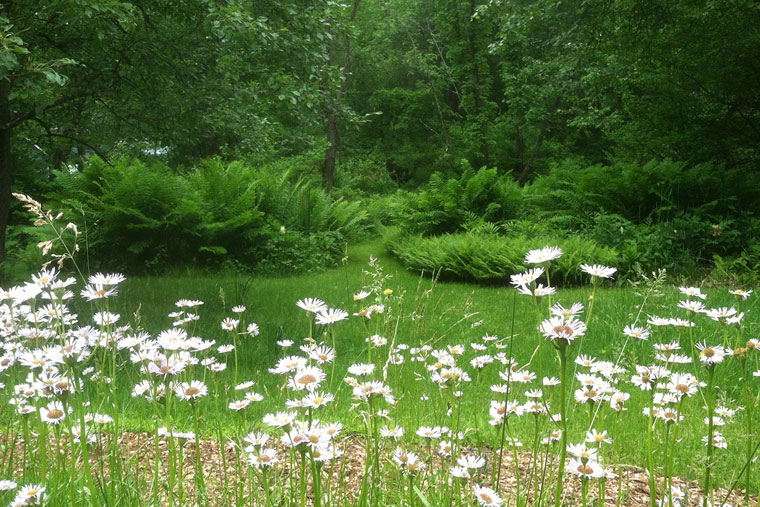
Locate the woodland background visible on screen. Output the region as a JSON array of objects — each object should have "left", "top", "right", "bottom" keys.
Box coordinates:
[{"left": 1, "top": 0, "right": 759, "bottom": 285}]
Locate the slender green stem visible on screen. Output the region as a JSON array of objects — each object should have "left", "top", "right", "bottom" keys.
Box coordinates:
[
  {"left": 647, "top": 390, "right": 656, "bottom": 507},
  {"left": 554, "top": 343, "right": 568, "bottom": 507},
  {"left": 741, "top": 360, "right": 753, "bottom": 505},
  {"left": 704, "top": 366, "right": 716, "bottom": 507}
]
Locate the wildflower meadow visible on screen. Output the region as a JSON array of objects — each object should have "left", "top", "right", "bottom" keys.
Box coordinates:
[{"left": 0, "top": 194, "right": 756, "bottom": 507}]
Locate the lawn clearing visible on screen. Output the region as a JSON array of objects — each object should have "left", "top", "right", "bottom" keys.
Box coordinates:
[{"left": 1, "top": 240, "right": 758, "bottom": 505}]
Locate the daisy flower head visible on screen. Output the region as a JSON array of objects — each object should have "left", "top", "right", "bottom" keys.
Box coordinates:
[
  {"left": 307, "top": 345, "right": 335, "bottom": 364},
  {"left": 525, "top": 246, "right": 562, "bottom": 265},
  {"left": 647, "top": 316, "right": 671, "bottom": 327},
  {"left": 276, "top": 339, "right": 293, "bottom": 348},
  {"left": 0, "top": 480, "right": 17, "bottom": 491},
  {"left": 515, "top": 284, "right": 556, "bottom": 297},
  {"left": 176, "top": 299, "right": 204, "bottom": 308},
  {"left": 246, "top": 323, "right": 260, "bottom": 337},
  {"left": 347, "top": 363, "right": 375, "bottom": 376},
  {"left": 392, "top": 448, "right": 426, "bottom": 474},
  {"left": 586, "top": 429, "right": 612, "bottom": 446},
  {"left": 380, "top": 425, "right": 405, "bottom": 440},
  {"left": 450, "top": 465, "right": 471, "bottom": 479},
  {"left": 93, "top": 312, "right": 120, "bottom": 326},
  {"left": 540, "top": 316, "right": 586, "bottom": 344},
  {"left": 290, "top": 366, "right": 326, "bottom": 391},
  {"left": 174, "top": 380, "right": 208, "bottom": 401},
  {"left": 296, "top": 298, "right": 327, "bottom": 314},
  {"left": 416, "top": 425, "right": 443, "bottom": 439},
  {"left": 40, "top": 401, "right": 67, "bottom": 424},
  {"left": 575, "top": 355, "right": 597, "bottom": 368},
  {"left": 302, "top": 391, "right": 334, "bottom": 409},
  {"left": 510, "top": 267, "right": 544, "bottom": 287},
  {"left": 569, "top": 458, "right": 605, "bottom": 479},
  {"left": 729, "top": 288, "right": 752, "bottom": 300},
  {"left": 705, "top": 307, "right": 737, "bottom": 323},
  {"left": 473, "top": 484, "right": 504, "bottom": 507},
  {"left": 550, "top": 302, "right": 584, "bottom": 319},
  {"left": 368, "top": 334, "right": 387, "bottom": 347},
  {"left": 80, "top": 284, "right": 117, "bottom": 301},
  {"left": 353, "top": 290, "right": 371, "bottom": 301},
  {"left": 12, "top": 484, "right": 46, "bottom": 505},
  {"left": 231, "top": 305, "right": 246, "bottom": 313},
  {"left": 315, "top": 308, "right": 349, "bottom": 325},
  {"left": 221, "top": 318, "right": 239, "bottom": 331},
  {"left": 695, "top": 342, "right": 731, "bottom": 365},
  {"left": 248, "top": 448, "right": 279, "bottom": 468},
  {"left": 678, "top": 299, "right": 706, "bottom": 313},
  {"left": 269, "top": 355, "right": 307, "bottom": 374},
  {"left": 262, "top": 411, "right": 297, "bottom": 428},
  {"left": 679, "top": 286, "right": 707, "bottom": 300},
  {"left": 623, "top": 325, "right": 650, "bottom": 341},
  {"left": 457, "top": 454, "right": 486, "bottom": 469},
  {"left": 243, "top": 432, "right": 271, "bottom": 447},
  {"left": 228, "top": 399, "right": 251, "bottom": 411},
  {"left": 88, "top": 272, "right": 125, "bottom": 286},
  {"left": 673, "top": 318, "right": 697, "bottom": 329},
  {"left": 580, "top": 264, "right": 617, "bottom": 279},
  {"left": 245, "top": 391, "right": 264, "bottom": 402}
]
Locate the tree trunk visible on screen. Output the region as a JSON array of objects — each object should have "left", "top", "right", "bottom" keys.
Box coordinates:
[
  {"left": 467, "top": 0, "right": 489, "bottom": 167},
  {"left": 321, "top": 0, "right": 360, "bottom": 194},
  {"left": 0, "top": 80, "right": 12, "bottom": 265},
  {"left": 323, "top": 112, "right": 339, "bottom": 193}
]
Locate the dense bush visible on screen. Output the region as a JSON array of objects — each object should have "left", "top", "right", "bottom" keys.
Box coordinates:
[
  {"left": 386, "top": 230, "right": 619, "bottom": 285},
  {"left": 43, "top": 156, "right": 369, "bottom": 273},
  {"left": 394, "top": 166, "right": 523, "bottom": 236},
  {"left": 523, "top": 158, "right": 760, "bottom": 225},
  {"left": 382, "top": 159, "right": 759, "bottom": 282}
]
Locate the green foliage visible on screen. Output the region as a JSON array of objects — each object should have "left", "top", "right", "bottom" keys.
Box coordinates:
[
  {"left": 395, "top": 166, "right": 522, "bottom": 236},
  {"left": 45, "top": 156, "right": 369, "bottom": 273},
  {"left": 386, "top": 230, "right": 618, "bottom": 285},
  {"left": 333, "top": 153, "right": 398, "bottom": 200},
  {"left": 524, "top": 159, "right": 759, "bottom": 225}
]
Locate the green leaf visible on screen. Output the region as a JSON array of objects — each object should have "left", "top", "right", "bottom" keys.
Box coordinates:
[{"left": 198, "top": 245, "right": 228, "bottom": 256}]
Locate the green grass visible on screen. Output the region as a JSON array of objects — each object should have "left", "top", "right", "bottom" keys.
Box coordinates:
[{"left": 86, "top": 240, "right": 760, "bottom": 490}]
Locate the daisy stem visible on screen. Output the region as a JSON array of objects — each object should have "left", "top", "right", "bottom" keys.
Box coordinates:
[
  {"left": 329, "top": 327, "right": 337, "bottom": 391},
  {"left": 647, "top": 389, "right": 656, "bottom": 507},
  {"left": 585, "top": 282, "right": 597, "bottom": 326},
  {"left": 262, "top": 468, "right": 271, "bottom": 506},
  {"left": 496, "top": 291, "right": 517, "bottom": 488},
  {"left": 233, "top": 332, "right": 239, "bottom": 386},
  {"left": 299, "top": 449, "right": 308, "bottom": 507},
  {"left": 704, "top": 366, "right": 716, "bottom": 507},
  {"left": 741, "top": 359, "right": 753, "bottom": 505},
  {"left": 531, "top": 415, "right": 540, "bottom": 503},
  {"left": 310, "top": 449, "right": 322, "bottom": 507},
  {"left": 664, "top": 423, "right": 671, "bottom": 507},
  {"left": 192, "top": 402, "right": 206, "bottom": 503},
  {"left": 581, "top": 476, "right": 588, "bottom": 507},
  {"left": 553, "top": 342, "right": 568, "bottom": 507}
]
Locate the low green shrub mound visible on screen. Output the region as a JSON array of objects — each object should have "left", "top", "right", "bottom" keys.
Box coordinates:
[{"left": 387, "top": 230, "right": 618, "bottom": 285}]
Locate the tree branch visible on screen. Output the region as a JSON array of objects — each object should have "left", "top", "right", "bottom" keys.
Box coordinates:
[
  {"left": 5, "top": 91, "right": 90, "bottom": 130},
  {"left": 30, "top": 116, "right": 112, "bottom": 165}
]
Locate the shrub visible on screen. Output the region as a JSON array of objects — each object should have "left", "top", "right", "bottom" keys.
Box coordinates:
[
  {"left": 395, "top": 166, "right": 523, "bottom": 236},
  {"left": 45, "top": 156, "right": 369, "bottom": 273},
  {"left": 524, "top": 158, "right": 760, "bottom": 226},
  {"left": 386, "top": 230, "right": 618, "bottom": 285}
]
